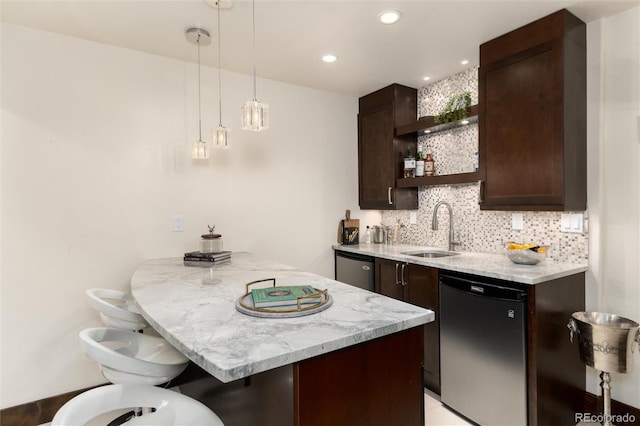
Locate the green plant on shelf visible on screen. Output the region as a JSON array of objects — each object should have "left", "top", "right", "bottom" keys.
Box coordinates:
[{"left": 434, "top": 91, "right": 472, "bottom": 124}]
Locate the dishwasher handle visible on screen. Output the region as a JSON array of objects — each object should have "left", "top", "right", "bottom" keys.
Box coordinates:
[{"left": 440, "top": 274, "right": 526, "bottom": 302}]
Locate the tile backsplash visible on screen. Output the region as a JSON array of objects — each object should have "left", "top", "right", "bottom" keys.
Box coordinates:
[{"left": 381, "top": 68, "right": 588, "bottom": 264}]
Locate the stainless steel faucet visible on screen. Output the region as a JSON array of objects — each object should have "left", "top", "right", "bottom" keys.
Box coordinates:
[{"left": 432, "top": 201, "right": 460, "bottom": 251}]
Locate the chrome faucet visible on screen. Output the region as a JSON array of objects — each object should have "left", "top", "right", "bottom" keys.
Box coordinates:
[{"left": 432, "top": 201, "right": 460, "bottom": 251}]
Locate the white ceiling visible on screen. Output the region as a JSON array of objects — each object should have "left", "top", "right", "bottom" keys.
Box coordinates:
[{"left": 2, "top": 0, "right": 638, "bottom": 97}]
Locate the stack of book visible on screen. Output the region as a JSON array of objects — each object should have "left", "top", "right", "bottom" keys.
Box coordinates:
[{"left": 183, "top": 251, "right": 231, "bottom": 266}]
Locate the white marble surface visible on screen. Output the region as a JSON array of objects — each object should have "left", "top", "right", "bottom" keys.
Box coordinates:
[
  {"left": 334, "top": 244, "right": 587, "bottom": 285},
  {"left": 130, "top": 253, "right": 434, "bottom": 383}
]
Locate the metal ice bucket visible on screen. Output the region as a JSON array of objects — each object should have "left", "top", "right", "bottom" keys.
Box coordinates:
[{"left": 568, "top": 311, "right": 640, "bottom": 374}]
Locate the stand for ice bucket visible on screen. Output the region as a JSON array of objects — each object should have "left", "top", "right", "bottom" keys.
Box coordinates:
[{"left": 568, "top": 312, "right": 640, "bottom": 426}]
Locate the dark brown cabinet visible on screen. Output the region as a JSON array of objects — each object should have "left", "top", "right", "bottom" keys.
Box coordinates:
[
  {"left": 479, "top": 9, "right": 586, "bottom": 211},
  {"left": 375, "top": 258, "right": 440, "bottom": 393},
  {"left": 358, "top": 84, "right": 418, "bottom": 210}
]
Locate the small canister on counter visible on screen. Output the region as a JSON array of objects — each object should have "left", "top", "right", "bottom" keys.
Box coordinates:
[{"left": 201, "top": 225, "right": 223, "bottom": 253}]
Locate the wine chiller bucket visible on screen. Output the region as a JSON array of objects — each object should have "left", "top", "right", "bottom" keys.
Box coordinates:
[{"left": 569, "top": 311, "right": 640, "bottom": 374}]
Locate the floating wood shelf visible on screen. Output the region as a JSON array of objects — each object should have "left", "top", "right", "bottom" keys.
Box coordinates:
[
  {"left": 395, "top": 105, "right": 479, "bottom": 137},
  {"left": 396, "top": 171, "right": 481, "bottom": 188}
]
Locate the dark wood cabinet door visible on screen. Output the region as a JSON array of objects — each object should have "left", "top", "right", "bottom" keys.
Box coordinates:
[
  {"left": 481, "top": 42, "right": 564, "bottom": 208},
  {"left": 358, "top": 107, "right": 396, "bottom": 209},
  {"left": 374, "top": 258, "right": 403, "bottom": 301},
  {"left": 405, "top": 264, "right": 440, "bottom": 394},
  {"left": 375, "top": 259, "right": 441, "bottom": 393},
  {"left": 479, "top": 9, "right": 586, "bottom": 211},
  {"left": 358, "top": 84, "right": 418, "bottom": 210}
]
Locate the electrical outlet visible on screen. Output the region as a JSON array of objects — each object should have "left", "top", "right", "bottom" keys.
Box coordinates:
[
  {"left": 172, "top": 214, "right": 184, "bottom": 232},
  {"left": 511, "top": 213, "right": 524, "bottom": 230},
  {"left": 409, "top": 211, "right": 417, "bottom": 224}
]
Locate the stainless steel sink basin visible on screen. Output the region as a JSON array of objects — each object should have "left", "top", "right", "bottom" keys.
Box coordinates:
[{"left": 402, "top": 250, "right": 460, "bottom": 258}]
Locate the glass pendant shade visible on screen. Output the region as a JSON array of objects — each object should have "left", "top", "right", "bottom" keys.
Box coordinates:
[
  {"left": 186, "top": 27, "right": 211, "bottom": 160},
  {"left": 213, "top": 126, "right": 230, "bottom": 149},
  {"left": 192, "top": 140, "right": 210, "bottom": 159},
  {"left": 242, "top": 0, "right": 268, "bottom": 132},
  {"left": 241, "top": 100, "right": 269, "bottom": 131}
]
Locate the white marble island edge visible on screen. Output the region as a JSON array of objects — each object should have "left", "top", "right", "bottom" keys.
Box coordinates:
[{"left": 130, "top": 252, "right": 434, "bottom": 383}]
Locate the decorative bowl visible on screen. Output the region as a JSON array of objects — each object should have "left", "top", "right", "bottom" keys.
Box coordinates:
[{"left": 505, "top": 243, "right": 547, "bottom": 265}]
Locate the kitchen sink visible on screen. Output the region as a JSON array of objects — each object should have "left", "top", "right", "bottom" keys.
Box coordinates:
[{"left": 401, "top": 250, "right": 460, "bottom": 258}]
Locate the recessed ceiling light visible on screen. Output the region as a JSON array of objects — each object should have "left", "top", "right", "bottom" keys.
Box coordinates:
[
  {"left": 379, "top": 10, "right": 401, "bottom": 25},
  {"left": 461, "top": 59, "right": 469, "bottom": 65},
  {"left": 423, "top": 76, "right": 431, "bottom": 81},
  {"left": 322, "top": 54, "right": 338, "bottom": 63}
]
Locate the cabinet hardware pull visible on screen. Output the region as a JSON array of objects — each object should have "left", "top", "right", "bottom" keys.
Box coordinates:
[
  {"left": 395, "top": 263, "right": 400, "bottom": 285},
  {"left": 388, "top": 187, "right": 393, "bottom": 205},
  {"left": 478, "top": 180, "right": 484, "bottom": 203},
  {"left": 401, "top": 263, "right": 407, "bottom": 286}
]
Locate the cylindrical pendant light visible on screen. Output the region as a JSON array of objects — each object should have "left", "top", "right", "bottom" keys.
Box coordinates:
[
  {"left": 241, "top": 0, "right": 269, "bottom": 131},
  {"left": 186, "top": 27, "right": 212, "bottom": 159},
  {"left": 213, "top": 1, "right": 230, "bottom": 148}
]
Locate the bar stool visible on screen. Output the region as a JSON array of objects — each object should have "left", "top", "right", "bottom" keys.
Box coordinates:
[
  {"left": 86, "top": 288, "right": 148, "bottom": 331},
  {"left": 80, "top": 327, "right": 189, "bottom": 386},
  {"left": 52, "top": 384, "right": 224, "bottom": 425}
]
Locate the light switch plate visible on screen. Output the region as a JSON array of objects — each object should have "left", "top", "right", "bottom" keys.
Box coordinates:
[
  {"left": 511, "top": 213, "right": 524, "bottom": 230},
  {"left": 560, "top": 213, "right": 583, "bottom": 233},
  {"left": 409, "top": 211, "right": 417, "bottom": 224}
]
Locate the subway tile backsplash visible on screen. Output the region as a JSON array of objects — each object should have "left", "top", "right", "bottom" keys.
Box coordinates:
[{"left": 381, "top": 68, "right": 588, "bottom": 264}]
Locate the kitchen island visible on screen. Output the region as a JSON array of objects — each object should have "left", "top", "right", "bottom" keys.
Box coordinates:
[{"left": 131, "top": 253, "right": 433, "bottom": 426}]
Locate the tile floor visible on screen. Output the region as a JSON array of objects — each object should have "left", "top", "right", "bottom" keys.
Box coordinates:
[{"left": 424, "top": 389, "right": 473, "bottom": 426}]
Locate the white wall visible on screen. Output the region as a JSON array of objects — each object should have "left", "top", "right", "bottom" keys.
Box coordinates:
[
  {"left": 0, "top": 22, "right": 379, "bottom": 408},
  {"left": 586, "top": 6, "right": 640, "bottom": 407}
]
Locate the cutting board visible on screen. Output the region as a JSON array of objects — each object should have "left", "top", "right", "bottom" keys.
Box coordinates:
[{"left": 338, "top": 210, "right": 360, "bottom": 245}]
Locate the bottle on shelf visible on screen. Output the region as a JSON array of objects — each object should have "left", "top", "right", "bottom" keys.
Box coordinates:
[
  {"left": 415, "top": 148, "right": 425, "bottom": 177},
  {"left": 425, "top": 147, "right": 435, "bottom": 176},
  {"left": 404, "top": 150, "right": 416, "bottom": 178}
]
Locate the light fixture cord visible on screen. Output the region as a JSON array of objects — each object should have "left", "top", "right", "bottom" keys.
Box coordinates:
[
  {"left": 197, "top": 33, "right": 203, "bottom": 142},
  {"left": 218, "top": 2, "right": 223, "bottom": 127},
  {"left": 252, "top": 0, "right": 257, "bottom": 102}
]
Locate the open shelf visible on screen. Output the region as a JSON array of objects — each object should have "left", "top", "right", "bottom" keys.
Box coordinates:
[
  {"left": 395, "top": 105, "right": 479, "bottom": 137},
  {"left": 396, "top": 171, "right": 481, "bottom": 188}
]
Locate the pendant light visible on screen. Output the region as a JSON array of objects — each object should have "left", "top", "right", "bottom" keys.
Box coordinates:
[
  {"left": 213, "top": 1, "right": 230, "bottom": 148},
  {"left": 186, "top": 27, "right": 211, "bottom": 159},
  {"left": 241, "top": 0, "right": 269, "bottom": 131}
]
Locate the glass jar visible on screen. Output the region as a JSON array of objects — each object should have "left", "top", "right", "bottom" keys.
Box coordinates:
[{"left": 200, "top": 225, "right": 223, "bottom": 253}]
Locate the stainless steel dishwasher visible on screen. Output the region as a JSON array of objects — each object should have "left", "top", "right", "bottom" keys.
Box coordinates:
[
  {"left": 439, "top": 272, "right": 527, "bottom": 425},
  {"left": 334, "top": 251, "right": 374, "bottom": 291}
]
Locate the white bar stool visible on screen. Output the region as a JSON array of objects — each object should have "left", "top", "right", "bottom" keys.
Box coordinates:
[
  {"left": 80, "top": 327, "right": 189, "bottom": 386},
  {"left": 52, "top": 384, "right": 224, "bottom": 425},
  {"left": 86, "top": 288, "right": 149, "bottom": 331}
]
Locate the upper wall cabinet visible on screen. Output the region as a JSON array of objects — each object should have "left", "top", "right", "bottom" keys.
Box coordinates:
[
  {"left": 359, "top": 84, "right": 418, "bottom": 210},
  {"left": 478, "top": 9, "right": 587, "bottom": 211}
]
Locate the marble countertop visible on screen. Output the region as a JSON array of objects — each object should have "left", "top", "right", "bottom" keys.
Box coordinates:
[
  {"left": 334, "top": 244, "right": 587, "bottom": 285},
  {"left": 130, "top": 253, "right": 434, "bottom": 383}
]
